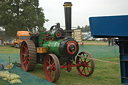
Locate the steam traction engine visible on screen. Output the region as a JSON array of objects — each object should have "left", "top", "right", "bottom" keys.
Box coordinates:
[{"left": 20, "top": 2, "right": 94, "bottom": 82}]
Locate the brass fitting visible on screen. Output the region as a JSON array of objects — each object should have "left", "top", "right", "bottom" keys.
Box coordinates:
[{"left": 63, "top": 2, "right": 72, "bottom": 7}]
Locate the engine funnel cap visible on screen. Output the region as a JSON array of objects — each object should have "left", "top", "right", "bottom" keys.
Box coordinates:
[{"left": 63, "top": 2, "right": 72, "bottom": 7}]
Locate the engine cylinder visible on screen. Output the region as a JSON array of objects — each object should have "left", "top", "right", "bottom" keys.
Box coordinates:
[{"left": 59, "top": 38, "right": 79, "bottom": 59}]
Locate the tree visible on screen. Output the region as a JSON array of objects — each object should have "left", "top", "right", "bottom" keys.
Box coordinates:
[
  {"left": 0, "top": 0, "right": 45, "bottom": 38},
  {"left": 76, "top": 25, "right": 90, "bottom": 32},
  {"left": 84, "top": 25, "right": 90, "bottom": 32},
  {"left": 0, "top": 28, "right": 5, "bottom": 42},
  {"left": 77, "top": 25, "right": 81, "bottom": 29}
]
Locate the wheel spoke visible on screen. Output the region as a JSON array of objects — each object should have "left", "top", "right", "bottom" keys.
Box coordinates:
[
  {"left": 87, "top": 67, "right": 90, "bottom": 73},
  {"left": 88, "top": 65, "right": 91, "bottom": 68},
  {"left": 26, "top": 58, "right": 29, "bottom": 63},
  {"left": 83, "top": 69, "right": 86, "bottom": 75},
  {"left": 81, "top": 67, "right": 85, "bottom": 72},
  {"left": 83, "top": 53, "right": 85, "bottom": 57},
  {"left": 23, "top": 45, "right": 27, "bottom": 50},
  {"left": 51, "top": 58, "right": 55, "bottom": 66},
  {"left": 25, "top": 49, "right": 28, "bottom": 53},
  {"left": 47, "top": 61, "right": 49, "bottom": 64},
  {"left": 52, "top": 58, "right": 54, "bottom": 63},
  {"left": 27, "top": 56, "right": 29, "bottom": 60},
  {"left": 51, "top": 70, "right": 55, "bottom": 78},
  {"left": 23, "top": 57, "right": 25, "bottom": 61},
  {"left": 81, "top": 58, "right": 83, "bottom": 62},
  {"left": 87, "top": 60, "right": 90, "bottom": 63},
  {"left": 81, "top": 67, "right": 86, "bottom": 75},
  {"left": 26, "top": 62, "right": 29, "bottom": 67},
  {"left": 52, "top": 62, "right": 55, "bottom": 66},
  {"left": 23, "top": 60, "right": 26, "bottom": 64},
  {"left": 86, "top": 55, "right": 88, "bottom": 58},
  {"left": 25, "top": 50, "right": 29, "bottom": 55},
  {"left": 23, "top": 60, "right": 27, "bottom": 67},
  {"left": 84, "top": 58, "right": 86, "bottom": 62},
  {"left": 48, "top": 71, "right": 51, "bottom": 76}
]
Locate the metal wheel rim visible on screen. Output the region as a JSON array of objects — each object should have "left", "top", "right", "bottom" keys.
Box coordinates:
[
  {"left": 20, "top": 41, "right": 29, "bottom": 71},
  {"left": 43, "top": 54, "right": 60, "bottom": 82},
  {"left": 76, "top": 52, "right": 94, "bottom": 76}
]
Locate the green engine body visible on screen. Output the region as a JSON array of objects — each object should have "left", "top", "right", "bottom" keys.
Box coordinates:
[{"left": 30, "top": 23, "right": 79, "bottom": 64}]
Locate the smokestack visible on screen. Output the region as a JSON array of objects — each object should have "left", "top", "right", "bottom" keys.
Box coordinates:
[{"left": 63, "top": 2, "right": 72, "bottom": 38}]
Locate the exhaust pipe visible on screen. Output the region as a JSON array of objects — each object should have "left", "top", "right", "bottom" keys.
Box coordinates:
[{"left": 63, "top": 2, "right": 72, "bottom": 38}]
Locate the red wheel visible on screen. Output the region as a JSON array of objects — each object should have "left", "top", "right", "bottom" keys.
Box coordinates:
[
  {"left": 76, "top": 52, "right": 94, "bottom": 76},
  {"left": 43, "top": 54, "right": 60, "bottom": 82},
  {"left": 20, "top": 40, "right": 37, "bottom": 71}
]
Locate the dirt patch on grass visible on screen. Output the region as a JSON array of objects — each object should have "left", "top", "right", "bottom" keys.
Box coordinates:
[{"left": 78, "top": 42, "right": 108, "bottom": 45}]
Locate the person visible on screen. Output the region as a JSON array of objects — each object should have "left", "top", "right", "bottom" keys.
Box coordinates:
[
  {"left": 107, "top": 38, "right": 111, "bottom": 46},
  {"left": 103, "top": 38, "right": 107, "bottom": 42},
  {"left": 111, "top": 38, "right": 114, "bottom": 46},
  {"left": 108, "top": 38, "right": 114, "bottom": 46}
]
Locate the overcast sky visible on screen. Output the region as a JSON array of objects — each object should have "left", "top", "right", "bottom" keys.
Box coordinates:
[{"left": 39, "top": 0, "right": 128, "bottom": 29}]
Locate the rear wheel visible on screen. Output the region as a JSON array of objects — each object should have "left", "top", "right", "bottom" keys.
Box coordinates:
[
  {"left": 43, "top": 54, "right": 60, "bottom": 82},
  {"left": 20, "top": 40, "right": 37, "bottom": 71}
]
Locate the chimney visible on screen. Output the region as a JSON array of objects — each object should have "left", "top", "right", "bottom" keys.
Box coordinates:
[{"left": 63, "top": 2, "right": 72, "bottom": 38}]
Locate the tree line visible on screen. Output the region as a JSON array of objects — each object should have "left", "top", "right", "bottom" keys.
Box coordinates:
[
  {"left": 0, "top": 0, "right": 45, "bottom": 39},
  {"left": 77, "top": 25, "right": 90, "bottom": 32}
]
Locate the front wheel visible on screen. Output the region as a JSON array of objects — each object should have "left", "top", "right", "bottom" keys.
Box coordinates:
[
  {"left": 43, "top": 54, "right": 60, "bottom": 82},
  {"left": 76, "top": 52, "right": 94, "bottom": 76}
]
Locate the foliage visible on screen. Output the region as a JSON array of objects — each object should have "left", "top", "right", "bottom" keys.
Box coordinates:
[
  {"left": 0, "top": 31, "right": 5, "bottom": 42},
  {"left": 0, "top": 28, "right": 9, "bottom": 41},
  {"left": 0, "top": 0, "right": 45, "bottom": 38},
  {"left": 77, "top": 25, "right": 90, "bottom": 32},
  {"left": 0, "top": 28, "right": 4, "bottom": 39}
]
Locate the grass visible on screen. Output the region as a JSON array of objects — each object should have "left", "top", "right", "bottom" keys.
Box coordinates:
[
  {"left": 0, "top": 80, "right": 4, "bottom": 85},
  {"left": 0, "top": 45, "right": 121, "bottom": 85},
  {"left": 79, "top": 40, "right": 108, "bottom": 46},
  {"left": 0, "top": 45, "right": 20, "bottom": 54}
]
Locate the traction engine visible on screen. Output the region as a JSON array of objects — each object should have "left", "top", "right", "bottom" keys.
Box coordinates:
[{"left": 20, "top": 2, "right": 94, "bottom": 82}]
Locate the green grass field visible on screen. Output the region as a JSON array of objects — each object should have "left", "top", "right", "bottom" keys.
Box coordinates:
[
  {"left": 82, "top": 41, "right": 106, "bottom": 43},
  {"left": 0, "top": 45, "right": 20, "bottom": 54},
  {"left": 0, "top": 45, "right": 121, "bottom": 85}
]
